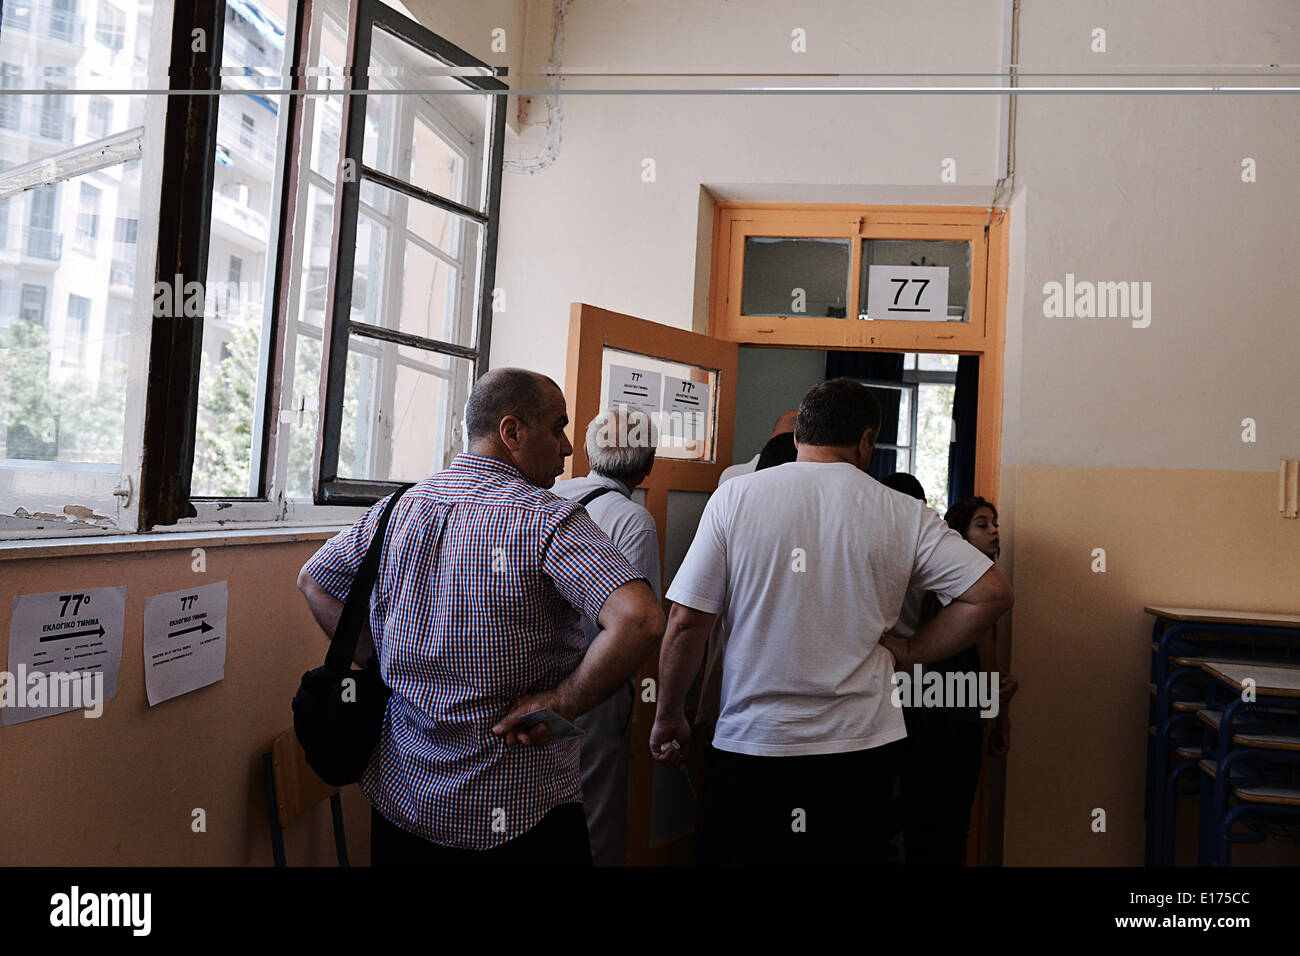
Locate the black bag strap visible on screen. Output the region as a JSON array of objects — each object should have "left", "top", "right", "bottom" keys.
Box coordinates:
[
  {"left": 577, "top": 486, "right": 619, "bottom": 507},
  {"left": 324, "top": 483, "right": 414, "bottom": 673}
]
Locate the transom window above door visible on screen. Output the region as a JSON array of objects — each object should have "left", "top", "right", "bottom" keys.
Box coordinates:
[{"left": 713, "top": 205, "right": 997, "bottom": 352}]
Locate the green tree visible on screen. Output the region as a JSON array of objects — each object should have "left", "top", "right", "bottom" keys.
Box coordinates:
[
  {"left": 192, "top": 309, "right": 260, "bottom": 497},
  {"left": 914, "top": 383, "right": 955, "bottom": 514},
  {"left": 0, "top": 319, "right": 125, "bottom": 463},
  {"left": 284, "top": 333, "right": 359, "bottom": 500}
]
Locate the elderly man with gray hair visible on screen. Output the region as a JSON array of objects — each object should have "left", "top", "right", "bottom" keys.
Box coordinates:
[{"left": 551, "top": 408, "right": 663, "bottom": 865}]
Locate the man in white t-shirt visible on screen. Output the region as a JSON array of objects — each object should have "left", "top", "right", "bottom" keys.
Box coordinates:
[{"left": 650, "top": 377, "right": 1014, "bottom": 865}]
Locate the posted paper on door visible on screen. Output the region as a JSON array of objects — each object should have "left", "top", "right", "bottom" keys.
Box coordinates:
[
  {"left": 608, "top": 364, "right": 662, "bottom": 416},
  {"left": 663, "top": 375, "right": 710, "bottom": 443},
  {"left": 143, "top": 582, "right": 228, "bottom": 706},
  {"left": 2, "top": 587, "right": 125, "bottom": 726}
]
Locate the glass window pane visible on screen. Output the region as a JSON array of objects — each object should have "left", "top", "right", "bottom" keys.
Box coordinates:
[
  {"left": 338, "top": 338, "right": 472, "bottom": 482},
  {"left": 297, "top": 182, "right": 333, "bottom": 328},
  {"left": 915, "top": 382, "right": 957, "bottom": 514},
  {"left": 307, "top": 0, "right": 347, "bottom": 179},
  {"left": 364, "top": 24, "right": 491, "bottom": 212},
  {"left": 741, "top": 237, "right": 851, "bottom": 318},
  {"left": 350, "top": 208, "right": 389, "bottom": 326},
  {"left": 284, "top": 329, "right": 322, "bottom": 500},
  {"left": 599, "top": 347, "right": 718, "bottom": 463},
  {"left": 0, "top": 0, "right": 155, "bottom": 153},
  {"left": 917, "top": 352, "right": 958, "bottom": 372},
  {"left": 859, "top": 239, "right": 971, "bottom": 322},
  {"left": 350, "top": 181, "right": 481, "bottom": 348},
  {"left": 0, "top": 162, "right": 140, "bottom": 466},
  {"left": 192, "top": 0, "right": 292, "bottom": 497}
]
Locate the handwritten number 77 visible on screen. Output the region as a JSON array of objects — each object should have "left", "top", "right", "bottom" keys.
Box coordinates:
[{"left": 890, "top": 278, "right": 930, "bottom": 307}]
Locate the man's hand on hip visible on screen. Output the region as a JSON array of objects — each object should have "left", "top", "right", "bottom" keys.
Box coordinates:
[{"left": 492, "top": 692, "right": 558, "bottom": 749}]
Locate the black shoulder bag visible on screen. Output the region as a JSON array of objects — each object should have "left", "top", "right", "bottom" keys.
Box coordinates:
[{"left": 293, "top": 484, "right": 412, "bottom": 786}]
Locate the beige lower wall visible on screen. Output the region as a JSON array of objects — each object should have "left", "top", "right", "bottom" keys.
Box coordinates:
[
  {"left": 0, "top": 539, "right": 373, "bottom": 866},
  {"left": 1003, "top": 464, "right": 1300, "bottom": 866}
]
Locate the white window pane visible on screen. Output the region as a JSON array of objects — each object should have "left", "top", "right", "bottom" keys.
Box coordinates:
[
  {"left": 338, "top": 341, "right": 472, "bottom": 482},
  {"left": 192, "top": 0, "right": 292, "bottom": 498},
  {"left": 364, "top": 24, "right": 491, "bottom": 212},
  {"left": 0, "top": 163, "right": 141, "bottom": 466}
]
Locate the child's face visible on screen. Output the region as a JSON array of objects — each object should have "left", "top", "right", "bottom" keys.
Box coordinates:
[{"left": 966, "top": 506, "right": 999, "bottom": 560}]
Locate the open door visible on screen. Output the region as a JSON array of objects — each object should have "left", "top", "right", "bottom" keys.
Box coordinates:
[{"left": 563, "top": 302, "right": 738, "bottom": 866}]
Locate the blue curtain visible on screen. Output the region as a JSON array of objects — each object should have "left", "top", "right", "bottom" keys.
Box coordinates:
[{"left": 947, "top": 354, "right": 979, "bottom": 509}]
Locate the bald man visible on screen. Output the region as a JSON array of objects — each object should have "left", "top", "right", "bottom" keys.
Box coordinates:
[{"left": 298, "top": 368, "right": 665, "bottom": 866}]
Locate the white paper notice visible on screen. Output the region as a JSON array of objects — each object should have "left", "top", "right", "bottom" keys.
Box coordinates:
[
  {"left": 142, "top": 582, "right": 228, "bottom": 706},
  {"left": 2, "top": 587, "right": 125, "bottom": 726},
  {"left": 663, "top": 375, "right": 711, "bottom": 442},
  {"left": 865, "top": 265, "right": 950, "bottom": 321},
  {"left": 608, "top": 364, "right": 662, "bottom": 415}
]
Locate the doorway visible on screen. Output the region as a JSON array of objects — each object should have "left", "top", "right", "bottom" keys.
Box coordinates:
[{"left": 734, "top": 346, "right": 979, "bottom": 514}]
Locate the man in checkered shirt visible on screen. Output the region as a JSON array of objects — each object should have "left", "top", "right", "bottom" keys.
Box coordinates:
[{"left": 297, "top": 368, "right": 665, "bottom": 866}]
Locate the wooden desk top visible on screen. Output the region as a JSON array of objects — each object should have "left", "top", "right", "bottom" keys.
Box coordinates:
[
  {"left": 1200, "top": 661, "right": 1300, "bottom": 698},
  {"left": 1145, "top": 606, "right": 1300, "bottom": 628}
]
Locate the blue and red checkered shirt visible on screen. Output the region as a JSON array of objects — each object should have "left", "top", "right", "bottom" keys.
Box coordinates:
[{"left": 301, "top": 453, "right": 647, "bottom": 849}]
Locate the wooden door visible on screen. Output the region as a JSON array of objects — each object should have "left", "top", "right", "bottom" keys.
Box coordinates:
[{"left": 563, "top": 302, "right": 738, "bottom": 866}]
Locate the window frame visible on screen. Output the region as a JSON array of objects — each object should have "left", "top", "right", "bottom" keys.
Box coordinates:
[
  {"left": 851, "top": 378, "right": 916, "bottom": 474},
  {"left": 0, "top": 0, "right": 506, "bottom": 540},
  {"left": 0, "top": 0, "right": 168, "bottom": 540},
  {"left": 315, "top": 0, "right": 506, "bottom": 505}
]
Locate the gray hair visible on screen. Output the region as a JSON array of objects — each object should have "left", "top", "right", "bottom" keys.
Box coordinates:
[{"left": 586, "top": 409, "right": 658, "bottom": 484}]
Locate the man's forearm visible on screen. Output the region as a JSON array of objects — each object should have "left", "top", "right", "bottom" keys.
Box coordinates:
[
  {"left": 656, "top": 617, "right": 711, "bottom": 717},
  {"left": 552, "top": 621, "right": 656, "bottom": 720},
  {"left": 298, "top": 572, "right": 374, "bottom": 666},
  {"left": 907, "top": 601, "right": 1005, "bottom": 667},
  {"left": 300, "top": 575, "right": 343, "bottom": 637}
]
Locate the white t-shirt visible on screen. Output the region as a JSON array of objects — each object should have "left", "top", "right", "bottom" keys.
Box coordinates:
[
  {"left": 666, "top": 461, "right": 993, "bottom": 757},
  {"left": 717, "top": 454, "right": 759, "bottom": 487}
]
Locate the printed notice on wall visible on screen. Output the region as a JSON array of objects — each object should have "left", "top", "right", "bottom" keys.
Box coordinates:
[
  {"left": 663, "top": 375, "right": 711, "bottom": 442},
  {"left": 142, "top": 582, "right": 228, "bottom": 706},
  {"left": 864, "top": 265, "right": 950, "bottom": 321},
  {"left": 608, "top": 364, "right": 662, "bottom": 415},
  {"left": 2, "top": 587, "right": 126, "bottom": 726}
]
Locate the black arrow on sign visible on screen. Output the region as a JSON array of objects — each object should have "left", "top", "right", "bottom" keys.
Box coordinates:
[
  {"left": 39, "top": 625, "right": 106, "bottom": 643},
  {"left": 169, "top": 621, "right": 214, "bottom": 639}
]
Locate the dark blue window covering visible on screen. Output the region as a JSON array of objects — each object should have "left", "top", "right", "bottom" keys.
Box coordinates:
[{"left": 948, "top": 354, "right": 979, "bottom": 509}]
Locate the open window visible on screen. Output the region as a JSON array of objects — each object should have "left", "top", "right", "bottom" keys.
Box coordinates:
[{"left": 315, "top": 0, "right": 506, "bottom": 504}]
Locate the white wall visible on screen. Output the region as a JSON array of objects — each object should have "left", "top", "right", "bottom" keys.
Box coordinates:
[{"left": 491, "top": 0, "right": 1007, "bottom": 382}]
